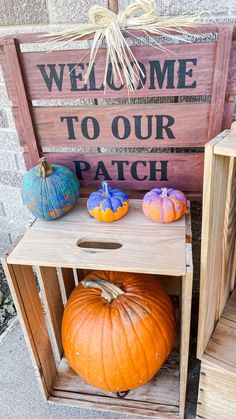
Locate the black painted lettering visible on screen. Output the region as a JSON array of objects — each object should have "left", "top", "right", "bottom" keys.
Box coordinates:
[
  {"left": 88, "top": 64, "right": 104, "bottom": 91},
  {"left": 68, "top": 63, "right": 87, "bottom": 91},
  {"left": 134, "top": 115, "right": 153, "bottom": 140},
  {"left": 177, "top": 59, "right": 197, "bottom": 89},
  {"left": 94, "top": 161, "right": 112, "bottom": 180},
  {"left": 131, "top": 161, "right": 147, "bottom": 181},
  {"left": 149, "top": 60, "right": 175, "bottom": 89},
  {"left": 37, "top": 64, "right": 65, "bottom": 92},
  {"left": 60, "top": 116, "right": 78, "bottom": 140},
  {"left": 73, "top": 161, "right": 90, "bottom": 180},
  {"left": 112, "top": 116, "right": 131, "bottom": 140},
  {"left": 149, "top": 160, "right": 168, "bottom": 181},
  {"left": 111, "top": 160, "right": 129, "bottom": 180},
  {"left": 81, "top": 117, "right": 100, "bottom": 140},
  {"left": 155, "top": 115, "right": 175, "bottom": 139}
]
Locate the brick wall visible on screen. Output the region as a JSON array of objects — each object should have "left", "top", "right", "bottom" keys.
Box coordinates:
[{"left": 0, "top": 0, "right": 236, "bottom": 254}]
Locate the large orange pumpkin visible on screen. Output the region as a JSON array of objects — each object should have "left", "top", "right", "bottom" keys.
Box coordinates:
[{"left": 62, "top": 271, "right": 176, "bottom": 392}]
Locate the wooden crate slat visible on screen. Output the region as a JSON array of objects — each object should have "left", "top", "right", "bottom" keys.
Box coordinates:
[
  {"left": 179, "top": 242, "right": 193, "bottom": 416},
  {"left": 0, "top": 260, "right": 57, "bottom": 397},
  {"left": 57, "top": 267, "right": 76, "bottom": 305},
  {"left": 32, "top": 103, "right": 210, "bottom": 149},
  {"left": 20, "top": 43, "right": 216, "bottom": 100},
  {"left": 43, "top": 152, "right": 204, "bottom": 191},
  {"left": 197, "top": 132, "right": 231, "bottom": 358},
  {"left": 214, "top": 126, "right": 236, "bottom": 156},
  {"left": 6, "top": 199, "right": 186, "bottom": 276},
  {"left": 35, "top": 266, "right": 64, "bottom": 361},
  {"left": 197, "top": 126, "right": 236, "bottom": 358},
  {"left": 207, "top": 25, "right": 234, "bottom": 140},
  {"left": 54, "top": 355, "right": 179, "bottom": 406},
  {"left": 197, "top": 361, "right": 236, "bottom": 419},
  {"left": 218, "top": 157, "right": 236, "bottom": 314},
  {"left": 203, "top": 288, "right": 236, "bottom": 374},
  {"left": 49, "top": 392, "right": 179, "bottom": 418}
]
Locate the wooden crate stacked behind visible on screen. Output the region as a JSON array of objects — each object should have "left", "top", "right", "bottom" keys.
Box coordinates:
[{"left": 197, "top": 125, "right": 236, "bottom": 418}]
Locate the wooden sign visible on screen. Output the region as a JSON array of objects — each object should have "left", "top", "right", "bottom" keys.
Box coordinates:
[
  {"left": 32, "top": 103, "right": 209, "bottom": 148},
  {"left": 21, "top": 43, "right": 216, "bottom": 99},
  {"left": 0, "top": 24, "right": 235, "bottom": 194}
]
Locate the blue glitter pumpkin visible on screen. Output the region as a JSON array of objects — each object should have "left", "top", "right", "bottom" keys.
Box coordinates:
[
  {"left": 87, "top": 181, "right": 128, "bottom": 222},
  {"left": 21, "top": 157, "right": 80, "bottom": 220}
]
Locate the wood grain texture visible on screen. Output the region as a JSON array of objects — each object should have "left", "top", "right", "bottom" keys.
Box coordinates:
[
  {"left": 214, "top": 125, "right": 236, "bottom": 156},
  {"left": 226, "top": 39, "right": 236, "bottom": 95},
  {"left": 35, "top": 266, "right": 64, "bottom": 361},
  {"left": 20, "top": 43, "right": 216, "bottom": 100},
  {"left": 197, "top": 131, "right": 230, "bottom": 359},
  {"left": 208, "top": 25, "right": 234, "bottom": 140},
  {"left": 203, "top": 288, "right": 236, "bottom": 374},
  {"left": 197, "top": 127, "right": 236, "bottom": 359},
  {"left": 44, "top": 152, "right": 204, "bottom": 191},
  {"left": 57, "top": 267, "right": 75, "bottom": 305},
  {"left": 49, "top": 350, "right": 179, "bottom": 418},
  {"left": 7, "top": 199, "right": 186, "bottom": 276},
  {"left": 2, "top": 39, "right": 40, "bottom": 167},
  {"left": 1, "top": 260, "right": 57, "bottom": 398},
  {"left": 33, "top": 103, "right": 210, "bottom": 149},
  {"left": 179, "top": 242, "right": 193, "bottom": 418},
  {"left": 0, "top": 23, "right": 232, "bottom": 45},
  {"left": 218, "top": 157, "right": 236, "bottom": 314},
  {"left": 197, "top": 360, "right": 236, "bottom": 419}
]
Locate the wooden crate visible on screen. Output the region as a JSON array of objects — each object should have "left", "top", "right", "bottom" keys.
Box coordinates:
[
  {"left": 197, "top": 288, "right": 236, "bottom": 419},
  {"left": 196, "top": 125, "right": 236, "bottom": 417},
  {"left": 197, "top": 125, "right": 236, "bottom": 358},
  {"left": 2, "top": 199, "right": 193, "bottom": 418}
]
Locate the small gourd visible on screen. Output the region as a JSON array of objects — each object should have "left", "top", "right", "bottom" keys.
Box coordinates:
[
  {"left": 87, "top": 181, "right": 128, "bottom": 222},
  {"left": 21, "top": 157, "right": 80, "bottom": 220},
  {"left": 143, "top": 187, "right": 187, "bottom": 223}
]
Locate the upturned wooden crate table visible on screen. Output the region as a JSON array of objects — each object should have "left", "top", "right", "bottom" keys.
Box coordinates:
[{"left": 2, "top": 199, "right": 192, "bottom": 419}]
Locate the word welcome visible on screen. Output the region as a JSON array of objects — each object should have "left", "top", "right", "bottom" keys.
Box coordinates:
[{"left": 37, "top": 59, "right": 197, "bottom": 92}]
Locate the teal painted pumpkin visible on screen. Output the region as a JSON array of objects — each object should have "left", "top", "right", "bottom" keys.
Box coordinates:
[
  {"left": 21, "top": 157, "right": 80, "bottom": 220},
  {"left": 87, "top": 181, "right": 128, "bottom": 222}
]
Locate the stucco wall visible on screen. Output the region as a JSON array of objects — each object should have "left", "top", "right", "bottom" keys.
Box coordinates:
[{"left": 0, "top": 0, "right": 235, "bottom": 254}]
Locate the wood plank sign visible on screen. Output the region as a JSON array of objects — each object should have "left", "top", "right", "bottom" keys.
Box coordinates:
[
  {"left": 0, "top": 24, "right": 235, "bottom": 193},
  {"left": 21, "top": 43, "right": 216, "bottom": 100}
]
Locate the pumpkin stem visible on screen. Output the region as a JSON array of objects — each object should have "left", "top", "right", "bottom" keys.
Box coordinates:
[
  {"left": 160, "top": 188, "right": 168, "bottom": 198},
  {"left": 102, "top": 181, "right": 109, "bottom": 195},
  {"left": 38, "top": 157, "right": 53, "bottom": 178},
  {"left": 82, "top": 278, "right": 125, "bottom": 303}
]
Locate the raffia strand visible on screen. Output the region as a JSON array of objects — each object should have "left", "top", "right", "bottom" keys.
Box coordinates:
[{"left": 44, "top": 0, "right": 201, "bottom": 92}]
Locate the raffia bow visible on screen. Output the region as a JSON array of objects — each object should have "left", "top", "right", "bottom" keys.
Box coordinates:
[{"left": 47, "top": 0, "right": 200, "bottom": 92}]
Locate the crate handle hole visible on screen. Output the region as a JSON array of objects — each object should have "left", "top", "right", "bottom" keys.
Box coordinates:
[{"left": 77, "top": 239, "right": 122, "bottom": 250}]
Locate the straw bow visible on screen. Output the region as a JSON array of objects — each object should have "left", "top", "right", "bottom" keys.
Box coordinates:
[{"left": 47, "top": 0, "right": 199, "bottom": 92}]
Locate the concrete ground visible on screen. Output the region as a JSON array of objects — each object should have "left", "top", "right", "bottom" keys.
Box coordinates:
[
  {"left": 0, "top": 320, "right": 146, "bottom": 419},
  {"left": 0, "top": 318, "right": 198, "bottom": 419}
]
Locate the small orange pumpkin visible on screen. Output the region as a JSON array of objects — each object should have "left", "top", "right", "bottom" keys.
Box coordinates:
[
  {"left": 143, "top": 187, "right": 187, "bottom": 223},
  {"left": 62, "top": 271, "right": 176, "bottom": 392}
]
